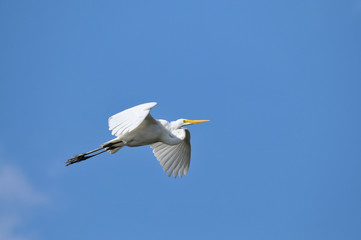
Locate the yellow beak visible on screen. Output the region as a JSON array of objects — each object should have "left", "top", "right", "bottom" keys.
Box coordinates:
[{"left": 185, "top": 119, "right": 210, "bottom": 125}]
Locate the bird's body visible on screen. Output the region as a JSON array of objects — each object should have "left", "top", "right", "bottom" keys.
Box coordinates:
[{"left": 66, "top": 102, "right": 209, "bottom": 178}]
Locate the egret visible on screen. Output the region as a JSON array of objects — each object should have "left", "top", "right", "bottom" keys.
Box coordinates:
[{"left": 65, "top": 102, "right": 209, "bottom": 178}]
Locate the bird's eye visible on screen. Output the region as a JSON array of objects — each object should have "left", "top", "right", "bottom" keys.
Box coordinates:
[{"left": 183, "top": 120, "right": 187, "bottom": 123}]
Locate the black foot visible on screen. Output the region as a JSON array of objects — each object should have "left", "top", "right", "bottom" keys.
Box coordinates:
[{"left": 65, "top": 154, "right": 90, "bottom": 166}]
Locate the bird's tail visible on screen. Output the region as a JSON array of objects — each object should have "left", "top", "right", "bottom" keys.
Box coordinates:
[{"left": 65, "top": 139, "right": 124, "bottom": 166}]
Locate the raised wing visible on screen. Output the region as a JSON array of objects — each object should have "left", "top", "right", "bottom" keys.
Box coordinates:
[
  {"left": 151, "top": 129, "right": 191, "bottom": 178},
  {"left": 108, "top": 102, "right": 157, "bottom": 137}
]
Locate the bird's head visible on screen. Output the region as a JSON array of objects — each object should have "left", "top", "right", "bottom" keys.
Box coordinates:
[{"left": 173, "top": 119, "right": 210, "bottom": 129}]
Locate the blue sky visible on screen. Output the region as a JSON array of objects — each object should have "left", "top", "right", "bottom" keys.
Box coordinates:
[{"left": 1, "top": 0, "right": 361, "bottom": 239}]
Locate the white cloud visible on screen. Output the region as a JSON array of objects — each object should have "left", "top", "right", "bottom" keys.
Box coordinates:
[
  {"left": 0, "top": 161, "right": 48, "bottom": 240},
  {"left": 0, "top": 215, "right": 28, "bottom": 240},
  {"left": 0, "top": 165, "right": 47, "bottom": 206}
]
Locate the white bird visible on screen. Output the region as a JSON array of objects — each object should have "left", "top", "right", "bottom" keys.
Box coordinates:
[{"left": 66, "top": 102, "right": 209, "bottom": 178}]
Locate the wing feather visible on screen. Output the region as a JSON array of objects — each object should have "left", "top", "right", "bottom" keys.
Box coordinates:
[
  {"left": 108, "top": 102, "right": 157, "bottom": 137},
  {"left": 158, "top": 147, "right": 174, "bottom": 162},
  {"left": 173, "top": 145, "right": 186, "bottom": 177},
  {"left": 151, "top": 129, "right": 191, "bottom": 178},
  {"left": 178, "top": 145, "right": 189, "bottom": 177},
  {"left": 167, "top": 144, "right": 185, "bottom": 177},
  {"left": 163, "top": 145, "right": 182, "bottom": 172}
]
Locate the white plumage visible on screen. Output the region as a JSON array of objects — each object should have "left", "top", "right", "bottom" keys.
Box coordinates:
[
  {"left": 66, "top": 102, "right": 209, "bottom": 178},
  {"left": 151, "top": 131, "right": 191, "bottom": 178},
  {"left": 109, "top": 102, "right": 157, "bottom": 137}
]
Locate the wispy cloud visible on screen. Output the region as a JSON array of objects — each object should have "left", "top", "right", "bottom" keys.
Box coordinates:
[
  {"left": 0, "top": 215, "right": 28, "bottom": 240},
  {"left": 0, "top": 161, "right": 48, "bottom": 240},
  {"left": 0, "top": 165, "right": 48, "bottom": 206}
]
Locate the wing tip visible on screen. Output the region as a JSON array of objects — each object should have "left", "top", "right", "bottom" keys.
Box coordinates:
[{"left": 144, "top": 102, "right": 158, "bottom": 110}]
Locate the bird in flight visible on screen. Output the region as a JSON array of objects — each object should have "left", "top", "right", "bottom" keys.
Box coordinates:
[{"left": 66, "top": 102, "right": 209, "bottom": 178}]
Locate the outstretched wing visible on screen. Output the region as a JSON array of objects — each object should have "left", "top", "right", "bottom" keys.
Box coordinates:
[
  {"left": 151, "top": 129, "right": 191, "bottom": 178},
  {"left": 108, "top": 102, "right": 157, "bottom": 137}
]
